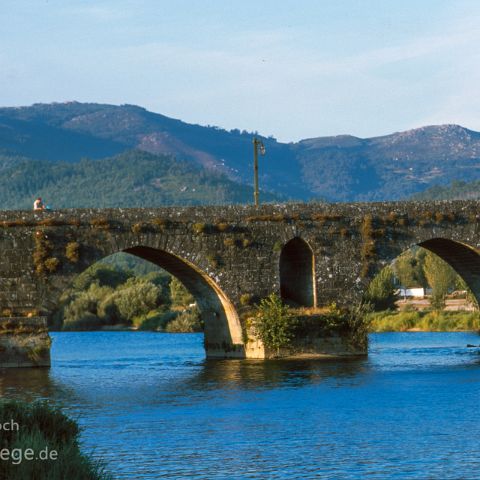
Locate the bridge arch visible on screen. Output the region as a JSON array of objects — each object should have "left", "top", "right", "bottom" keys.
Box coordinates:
[
  {"left": 279, "top": 237, "right": 316, "bottom": 307},
  {"left": 124, "top": 246, "right": 243, "bottom": 357},
  {"left": 416, "top": 238, "right": 480, "bottom": 303},
  {"left": 50, "top": 245, "right": 244, "bottom": 359},
  {"left": 367, "top": 237, "right": 480, "bottom": 309}
]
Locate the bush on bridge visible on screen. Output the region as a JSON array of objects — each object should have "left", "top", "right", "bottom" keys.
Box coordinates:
[{"left": 252, "top": 294, "right": 297, "bottom": 355}]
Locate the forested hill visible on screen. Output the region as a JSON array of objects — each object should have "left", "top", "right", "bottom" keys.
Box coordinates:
[
  {"left": 411, "top": 180, "right": 480, "bottom": 201},
  {"left": 2, "top": 102, "right": 480, "bottom": 202},
  {"left": 0, "top": 151, "right": 281, "bottom": 210}
]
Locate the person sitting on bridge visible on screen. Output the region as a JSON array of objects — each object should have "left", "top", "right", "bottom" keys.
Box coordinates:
[{"left": 33, "top": 197, "right": 47, "bottom": 211}]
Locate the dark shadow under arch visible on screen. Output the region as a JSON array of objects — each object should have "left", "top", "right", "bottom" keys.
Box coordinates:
[{"left": 280, "top": 237, "right": 316, "bottom": 307}]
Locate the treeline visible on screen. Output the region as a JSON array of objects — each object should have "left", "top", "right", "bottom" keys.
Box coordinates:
[
  {"left": 365, "top": 247, "right": 475, "bottom": 311},
  {"left": 0, "top": 150, "right": 281, "bottom": 210},
  {"left": 411, "top": 180, "right": 480, "bottom": 201},
  {"left": 51, "top": 254, "right": 202, "bottom": 332}
]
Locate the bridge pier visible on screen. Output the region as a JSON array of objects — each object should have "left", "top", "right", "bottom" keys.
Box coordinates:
[{"left": 0, "top": 317, "right": 51, "bottom": 367}]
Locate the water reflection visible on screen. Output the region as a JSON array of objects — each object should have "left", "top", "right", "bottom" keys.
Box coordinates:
[
  {"left": 0, "top": 367, "right": 78, "bottom": 406},
  {"left": 188, "top": 356, "right": 371, "bottom": 392}
]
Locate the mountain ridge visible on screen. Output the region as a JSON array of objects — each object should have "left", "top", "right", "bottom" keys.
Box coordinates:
[{"left": 1, "top": 102, "right": 480, "bottom": 203}]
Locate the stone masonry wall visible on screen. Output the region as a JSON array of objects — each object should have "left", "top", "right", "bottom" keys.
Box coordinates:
[{"left": 0, "top": 200, "right": 479, "bottom": 362}]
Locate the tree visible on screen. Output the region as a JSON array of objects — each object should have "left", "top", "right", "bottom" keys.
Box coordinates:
[
  {"left": 252, "top": 294, "right": 297, "bottom": 355},
  {"left": 394, "top": 248, "right": 427, "bottom": 288},
  {"left": 423, "top": 251, "right": 457, "bottom": 310},
  {"left": 111, "top": 278, "right": 160, "bottom": 322},
  {"left": 364, "top": 266, "right": 397, "bottom": 311},
  {"left": 169, "top": 277, "right": 194, "bottom": 307}
]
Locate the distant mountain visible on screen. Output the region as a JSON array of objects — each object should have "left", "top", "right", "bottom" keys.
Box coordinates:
[
  {"left": 1, "top": 102, "right": 480, "bottom": 202},
  {"left": 0, "top": 150, "right": 281, "bottom": 210},
  {"left": 294, "top": 124, "right": 480, "bottom": 201}
]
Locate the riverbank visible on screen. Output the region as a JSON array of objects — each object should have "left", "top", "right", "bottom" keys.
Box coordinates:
[
  {"left": 368, "top": 310, "right": 480, "bottom": 332},
  {"left": 0, "top": 399, "right": 111, "bottom": 479}
]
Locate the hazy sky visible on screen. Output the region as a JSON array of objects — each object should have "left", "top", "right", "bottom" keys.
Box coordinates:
[{"left": 2, "top": 0, "right": 480, "bottom": 141}]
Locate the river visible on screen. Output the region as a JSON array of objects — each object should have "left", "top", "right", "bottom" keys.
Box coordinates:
[{"left": 1, "top": 331, "right": 480, "bottom": 479}]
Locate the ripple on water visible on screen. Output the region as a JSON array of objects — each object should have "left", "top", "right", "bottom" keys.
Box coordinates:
[{"left": 2, "top": 331, "right": 480, "bottom": 479}]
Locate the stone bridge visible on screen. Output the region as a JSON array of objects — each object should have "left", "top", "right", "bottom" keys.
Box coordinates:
[{"left": 1, "top": 200, "right": 480, "bottom": 366}]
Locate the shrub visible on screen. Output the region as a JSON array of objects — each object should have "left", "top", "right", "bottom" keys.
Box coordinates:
[
  {"left": 132, "top": 308, "right": 174, "bottom": 330},
  {"left": 251, "top": 293, "right": 297, "bottom": 355},
  {"left": 165, "top": 308, "right": 202, "bottom": 332},
  {"left": 0, "top": 399, "right": 111, "bottom": 480},
  {"left": 364, "top": 266, "right": 397, "bottom": 311},
  {"left": 73, "top": 264, "right": 132, "bottom": 290},
  {"left": 110, "top": 278, "right": 160, "bottom": 323}
]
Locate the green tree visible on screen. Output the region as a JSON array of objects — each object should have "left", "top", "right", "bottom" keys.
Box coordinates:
[
  {"left": 364, "top": 266, "right": 397, "bottom": 311},
  {"left": 170, "top": 277, "right": 194, "bottom": 307},
  {"left": 423, "top": 251, "right": 457, "bottom": 309},
  {"left": 73, "top": 263, "right": 132, "bottom": 290},
  {"left": 252, "top": 294, "right": 297, "bottom": 355},
  {"left": 394, "top": 248, "right": 427, "bottom": 287},
  {"left": 110, "top": 278, "right": 160, "bottom": 322}
]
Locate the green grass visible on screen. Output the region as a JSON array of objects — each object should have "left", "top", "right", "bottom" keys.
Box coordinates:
[
  {"left": 368, "top": 310, "right": 480, "bottom": 332},
  {"left": 0, "top": 400, "right": 111, "bottom": 480}
]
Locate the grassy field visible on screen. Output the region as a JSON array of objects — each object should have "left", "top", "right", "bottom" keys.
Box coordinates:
[{"left": 368, "top": 310, "right": 480, "bottom": 332}]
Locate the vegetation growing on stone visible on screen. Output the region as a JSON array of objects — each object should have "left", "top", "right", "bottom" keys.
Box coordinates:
[
  {"left": 252, "top": 293, "right": 297, "bottom": 355},
  {"left": 65, "top": 241, "right": 80, "bottom": 263},
  {"left": 272, "top": 241, "right": 283, "bottom": 253},
  {"left": 239, "top": 294, "right": 253, "bottom": 306},
  {"left": 33, "top": 232, "right": 57, "bottom": 275},
  {"left": 192, "top": 222, "right": 206, "bottom": 234},
  {"left": 44, "top": 257, "right": 61, "bottom": 273},
  {"left": 206, "top": 253, "right": 222, "bottom": 268},
  {"left": 90, "top": 218, "right": 110, "bottom": 230},
  {"left": 223, "top": 237, "right": 236, "bottom": 247},
  {"left": 360, "top": 214, "right": 375, "bottom": 277},
  {"left": 215, "top": 222, "right": 230, "bottom": 232}
]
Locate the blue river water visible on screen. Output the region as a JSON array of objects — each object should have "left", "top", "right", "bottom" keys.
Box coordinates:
[{"left": 1, "top": 331, "right": 480, "bottom": 479}]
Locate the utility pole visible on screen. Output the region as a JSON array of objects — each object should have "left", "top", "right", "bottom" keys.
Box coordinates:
[{"left": 252, "top": 137, "right": 266, "bottom": 207}]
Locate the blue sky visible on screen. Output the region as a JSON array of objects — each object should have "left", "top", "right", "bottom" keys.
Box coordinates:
[{"left": 2, "top": 0, "right": 480, "bottom": 141}]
